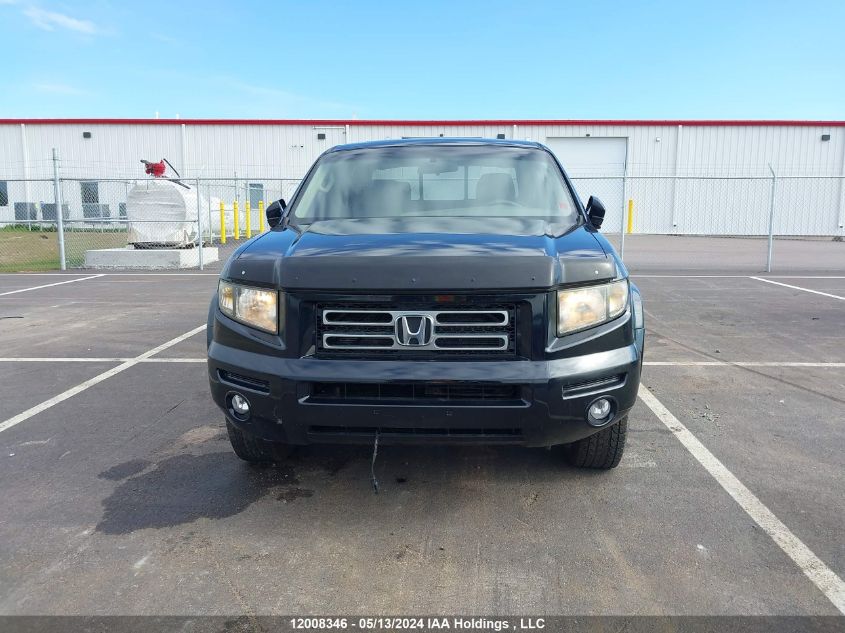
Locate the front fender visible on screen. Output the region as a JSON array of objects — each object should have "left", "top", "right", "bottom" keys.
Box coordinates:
[
  {"left": 207, "top": 292, "right": 217, "bottom": 349},
  {"left": 630, "top": 282, "right": 644, "bottom": 359}
]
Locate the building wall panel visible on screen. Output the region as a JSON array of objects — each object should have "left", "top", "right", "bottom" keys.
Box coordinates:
[{"left": 0, "top": 120, "right": 842, "bottom": 234}]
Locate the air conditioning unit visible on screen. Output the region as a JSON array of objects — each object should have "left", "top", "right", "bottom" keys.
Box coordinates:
[{"left": 82, "top": 203, "right": 111, "bottom": 219}]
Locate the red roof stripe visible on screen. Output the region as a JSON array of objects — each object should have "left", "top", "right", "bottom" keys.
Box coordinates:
[{"left": 1, "top": 118, "right": 843, "bottom": 127}]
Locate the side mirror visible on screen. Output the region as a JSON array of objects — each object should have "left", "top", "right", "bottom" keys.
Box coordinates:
[
  {"left": 265, "top": 199, "right": 286, "bottom": 228},
  {"left": 585, "top": 196, "right": 606, "bottom": 229}
]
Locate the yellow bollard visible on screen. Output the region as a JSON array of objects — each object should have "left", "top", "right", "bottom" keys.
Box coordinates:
[
  {"left": 245, "top": 201, "right": 252, "bottom": 239},
  {"left": 219, "top": 201, "right": 226, "bottom": 244},
  {"left": 626, "top": 199, "right": 634, "bottom": 234},
  {"left": 259, "top": 200, "right": 265, "bottom": 233},
  {"left": 233, "top": 200, "right": 240, "bottom": 240}
]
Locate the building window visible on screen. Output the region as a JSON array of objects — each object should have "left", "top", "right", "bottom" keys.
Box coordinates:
[
  {"left": 80, "top": 181, "right": 109, "bottom": 219},
  {"left": 0, "top": 181, "right": 7, "bottom": 206},
  {"left": 80, "top": 181, "right": 99, "bottom": 204},
  {"left": 248, "top": 183, "right": 264, "bottom": 208}
]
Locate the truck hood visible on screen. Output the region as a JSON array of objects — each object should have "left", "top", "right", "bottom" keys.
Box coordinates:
[{"left": 228, "top": 217, "right": 616, "bottom": 290}]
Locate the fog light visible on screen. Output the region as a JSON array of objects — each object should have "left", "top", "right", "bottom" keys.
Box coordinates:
[
  {"left": 587, "top": 397, "right": 613, "bottom": 426},
  {"left": 230, "top": 393, "right": 250, "bottom": 417}
]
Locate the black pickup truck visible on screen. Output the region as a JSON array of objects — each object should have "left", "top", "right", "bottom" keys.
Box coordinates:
[{"left": 207, "top": 138, "right": 644, "bottom": 469}]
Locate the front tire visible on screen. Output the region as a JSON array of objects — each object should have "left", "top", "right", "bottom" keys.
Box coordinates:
[
  {"left": 564, "top": 416, "right": 627, "bottom": 469},
  {"left": 226, "top": 420, "right": 291, "bottom": 463}
]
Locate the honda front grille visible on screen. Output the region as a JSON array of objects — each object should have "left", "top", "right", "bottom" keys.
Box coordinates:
[{"left": 316, "top": 304, "right": 516, "bottom": 356}]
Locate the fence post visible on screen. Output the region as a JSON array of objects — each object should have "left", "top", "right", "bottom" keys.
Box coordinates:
[
  {"left": 219, "top": 201, "right": 227, "bottom": 244},
  {"left": 619, "top": 175, "right": 627, "bottom": 259},
  {"left": 766, "top": 164, "right": 776, "bottom": 273},
  {"left": 51, "top": 148, "right": 66, "bottom": 270},
  {"left": 207, "top": 185, "right": 213, "bottom": 246},
  {"left": 196, "top": 178, "right": 204, "bottom": 271},
  {"left": 259, "top": 200, "right": 265, "bottom": 233},
  {"left": 837, "top": 172, "right": 845, "bottom": 237},
  {"left": 670, "top": 124, "right": 682, "bottom": 228},
  {"left": 233, "top": 200, "right": 240, "bottom": 240}
]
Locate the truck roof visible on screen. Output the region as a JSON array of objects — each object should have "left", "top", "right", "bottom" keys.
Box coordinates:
[{"left": 327, "top": 137, "right": 546, "bottom": 153}]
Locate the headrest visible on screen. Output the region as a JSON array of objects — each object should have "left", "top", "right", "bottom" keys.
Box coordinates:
[
  {"left": 476, "top": 173, "right": 516, "bottom": 202},
  {"left": 364, "top": 179, "right": 411, "bottom": 212}
]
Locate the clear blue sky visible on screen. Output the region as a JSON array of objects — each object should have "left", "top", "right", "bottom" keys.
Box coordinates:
[{"left": 2, "top": 0, "right": 843, "bottom": 120}]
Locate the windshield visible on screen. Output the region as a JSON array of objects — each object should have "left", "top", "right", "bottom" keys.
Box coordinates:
[{"left": 290, "top": 145, "right": 580, "bottom": 227}]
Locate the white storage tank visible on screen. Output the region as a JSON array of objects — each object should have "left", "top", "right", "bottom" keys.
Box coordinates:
[{"left": 126, "top": 179, "right": 229, "bottom": 247}]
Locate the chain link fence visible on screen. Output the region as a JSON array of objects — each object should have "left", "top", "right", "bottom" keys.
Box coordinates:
[
  {"left": 0, "top": 175, "right": 302, "bottom": 271},
  {"left": 1, "top": 169, "right": 843, "bottom": 272},
  {"left": 572, "top": 174, "right": 845, "bottom": 272}
]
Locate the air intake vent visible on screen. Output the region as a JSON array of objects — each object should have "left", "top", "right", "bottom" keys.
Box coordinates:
[
  {"left": 218, "top": 370, "right": 271, "bottom": 394},
  {"left": 308, "top": 425, "right": 523, "bottom": 439},
  {"left": 309, "top": 381, "right": 524, "bottom": 405},
  {"left": 560, "top": 374, "right": 626, "bottom": 399}
]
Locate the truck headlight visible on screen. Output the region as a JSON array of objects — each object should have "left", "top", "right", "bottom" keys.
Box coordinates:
[
  {"left": 218, "top": 280, "right": 280, "bottom": 334},
  {"left": 557, "top": 279, "right": 629, "bottom": 336}
]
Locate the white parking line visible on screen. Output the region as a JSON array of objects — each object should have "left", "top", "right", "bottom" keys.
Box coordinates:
[
  {"left": 0, "top": 357, "right": 198, "bottom": 362},
  {"left": 633, "top": 275, "right": 845, "bottom": 279},
  {"left": 0, "top": 274, "right": 104, "bottom": 296},
  {"left": 87, "top": 273, "right": 219, "bottom": 277},
  {"left": 0, "top": 273, "right": 219, "bottom": 276},
  {"left": 138, "top": 358, "right": 206, "bottom": 363},
  {"left": 0, "top": 273, "right": 94, "bottom": 276},
  {"left": 0, "top": 325, "right": 206, "bottom": 435},
  {"left": 0, "top": 357, "right": 130, "bottom": 362},
  {"left": 638, "top": 386, "right": 845, "bottom": 614},
  {"left": 750, "top": 277, "right": 845, "bottom": 301},
  {"left": 0, "top": 358, "right": 205, "bottom": 362},
  {"left": 645, "top": 361, "right": 845, "bottom": 367}
]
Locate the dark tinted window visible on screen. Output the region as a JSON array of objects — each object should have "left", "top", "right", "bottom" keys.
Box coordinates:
[{"left": 292, "top": 145, "right": 577, "bottom": 226}]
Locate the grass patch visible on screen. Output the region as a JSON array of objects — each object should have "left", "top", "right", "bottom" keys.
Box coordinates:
[
  {"left": 0, "top": 228, "right": 129, "bottom": 272},
  {"left": 64, "top": 231, "right": 129, "bottom": 267}
]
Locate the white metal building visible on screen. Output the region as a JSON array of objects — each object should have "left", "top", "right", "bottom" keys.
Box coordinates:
[{"left": 1, "top": 118, "right": 843, "bottom": 235}]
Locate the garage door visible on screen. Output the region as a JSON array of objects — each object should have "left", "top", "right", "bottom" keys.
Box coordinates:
[{"left": 545, "top": 137, "right": 627, "bottom": 232}]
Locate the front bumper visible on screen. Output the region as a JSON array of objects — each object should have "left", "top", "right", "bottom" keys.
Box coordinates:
[{"left": 208, "top": 340, "right": 642, "bottom": 448}]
